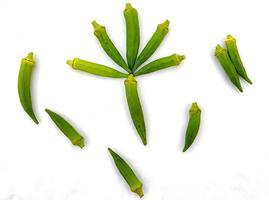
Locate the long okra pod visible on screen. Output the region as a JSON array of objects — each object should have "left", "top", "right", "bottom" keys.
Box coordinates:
[
  {"left": 108, "top": 148, "right": 144, "bottom": 198},
  {"left": 215, "top": 45, "right": 243, "bottom": 92},
  {"left": 67, "top": 58, "right": 128, "bottom": 78},
  {"left": 45, "top": 109, "right": 85, "bottom": 148},
  {"left": 92, "top": 21, "right": 131, "bottom": 73},
  {"left": 132, "top": 20, "right": 170, "bottom": 72},
  {"left": 225, "top": 35, "right": 252, "bottom": 84},
  {"left": 124, "top": 3, "right": 140, "bottom": 69},
  {"left": 183, "top": 102, "right": 201, "bottom": 152},
  {"left": 18, "top": 52, "right": 39, "bottom": 124},
  {"left": 124, "top": 75, "right": 146, "bottom": 145},
  {"left": 134, "top": 54, "right": 185, "bottom": 76}
]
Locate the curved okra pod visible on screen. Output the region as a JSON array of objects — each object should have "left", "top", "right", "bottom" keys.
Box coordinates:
[
  {"left": 215, "top": 45, "right": 243, "bottom": 92},
  {"left": 18, "top": 52, "right": 39, "bottom": 124},
  {"left": 124, "top": 3, "right": 140, "bottom": 69},
  {"left": 108, "top": 148, "right": 144, "bottom": 198},
  {"left": 124, "top": 75, "right": 146, "bottom": 145},
  {"left": 132, "top": 20, "right": 170, "bottom": 72},
  {"left": 67, "top": 58, "right": 128, "bottom": 78},
  {"left": 134, "top": 54, "right": 185, "bottom": 76},
  {"left": 45, "top": 109, "right": 85, "bottom": 148},
  {"left": 92, "top": 20, "right": 131, "bottom": 73},
  {"left": 183, "top": 102, "right": 201, "bottom": 152},
  {"left": 225, "top": 35, "right": 252, "bottom": 84}
]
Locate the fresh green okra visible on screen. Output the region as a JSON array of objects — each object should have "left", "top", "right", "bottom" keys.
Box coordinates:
[
  {"left": 132, "top": 20, "right": 170, "bottom": 72},
  {"left": 183, "top": 102, "right": 201, "bottom": 152},
  {"left": 134, "top": 54, "right": 185, "bottom": 76},
  {"left": 92, "top": 20, "right": 131, "bottom": 73},
  {"left": 45, "top": 109, "right": 85, "bottom": 148},
  {"left": 67, "top": 58, "right": 128, "bottom": 78},
  {"left": 18, "top": 52, "right": 39, "bottom": 124},
  {"left": 108, "top": 148, "right": 144, "bottom": 198},
  {"left": 225, "top": 35, "right": 252, "bottom": 84},
  {"left": 125, "top": 75, "right": 146, "bottom": 145},
  {"left": 215, "top": 45, "right": 243, "bottom": 92},
  {"left": 124, "top": 3, "right": 140, "bottom": 69}
]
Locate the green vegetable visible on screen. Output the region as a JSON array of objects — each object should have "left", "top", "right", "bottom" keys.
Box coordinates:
[
  {"left": 225, "top": 35, "right": 252, "bottom": 84},
  {"left": 18, "top": 52, "right": 39, "bottom": 124},
  {"left": 108, "top": 148, "right": 144, "bottom": 198},
  {"left": 134, "top": 54, "right": 185, "bottom": 76},
  {"left": 132, "top": 20, "right": 170, "bottom": 72},
  {"left": 124, "top": 75, "right": 146, "bottom": 145},
  {"left": 45, "top": 109, "right": 85, "bottom": 148},
  {"left": 183, "top": 102, "right": 201, "bottom": 152},
  {"left": 92, "top": 20, "right": 130, "bottom": 73},
  {"left": 66, "top": 58, "right": 128, "bottom": 78},
  {"left": 124, "top": 3, "right": 140, "bottom": 69},
  {"left": 215, "top": 44, "right": 243, "bottom": 92}
]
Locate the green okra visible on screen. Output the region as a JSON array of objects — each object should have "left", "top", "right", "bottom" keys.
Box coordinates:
[
  {"left": 225, "top": 35, "right": 252, "bottom": 84},
  {"left": 108, "top": 148, "right": 144, "bottom": 198},
  {"left": 183, "top": 102, "right": 201, "bottom": 152},
  {"left": 67, "top": 58, "right": 128, "bottom": 78},
  {"left": 45, "top": 109, "right": 85, "bottom": 148},
  {"left": 18, "top": 52, "right": 39, "bottom": 124},
  {"left": 134, "top": 54, "right": 185, "bottom": 76},
  {"left": 124, "top": 3, "right": 140, "bottom": 69},
  {"left": 215, "top": 45, "right": 243, "bottom": 92},
  {"left": 132, "top": 20, "right": 170, "bottom": 72},
  {"left": 92, "top": 20, "right": 131, "bottom": 73},
  {"left": 124, "top": 75, "right": 146, "bottom": 145}
]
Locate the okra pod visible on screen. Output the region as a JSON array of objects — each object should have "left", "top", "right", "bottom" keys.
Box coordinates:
[
  {"left": 183, "top": 102, "right": 201, "bottom": 152},
  {"left": 132, "top": 20, "right": 170, "bottom": 72},
  {"left": 124, "top": 75, "right": 146, "bottom": 145},
  {"left": 225, "top": 35, "right": 252, "bottom": 84},
  {"left": 67, "top": 58, "right": 128, "bottom": 78},
  {"left": 215, "top": 45, "right": 243, "bottom": 92},
  {"left": 45, "top": 109, "right": 85, "bottom": 148},
  {"left": 18, "top": 52, "right": 39, "bottom": 124},
  {"left": 92, "top": 20, "right": 131, "bottom": 73},
  {"left": 108, "top": 148, "right": 144, "bottom": 198},
  {"left": 134, "top": 54, "right": 185, "bottom": 76},
  {"left": 124, "top": 3, "right": 140, "bottom": 69}
]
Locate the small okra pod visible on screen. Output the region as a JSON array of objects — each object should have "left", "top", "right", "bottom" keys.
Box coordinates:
[
  {"left": 124, "top": 3, "right": 140, "bottom": 69},
  {"left": 134, "top": 54, "right": 185, "bottom": 76},
  {"left": 215, "top": 45, "right": 243, "bottom": 92},
  {"left": 67, "top": 58, "right": 128, "bottom": 78},
  {"left": 108, "top": 148, "right": 144, "bottom": 198},
  {"left": 45, "top": 109, "right": 85, "bottom": 148},
  {"left": 92, "top": 20, "right": 131, "bottom": 73},
  {"left": 124, "top": 75, "right": 147, "bottom": 145},
  {"left": 132, "top": 20, "right": 170, "bottom": 72},
  {"left": 183, "top": 102, "right": 201, "bottom": 152},
  {"left": 225, "top": 35, "right": 252, "bottom": 84},
  {"left": 18, "top": 52, "right": 39, "bottom": 124}
]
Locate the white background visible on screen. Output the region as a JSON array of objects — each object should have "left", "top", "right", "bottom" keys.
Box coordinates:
[{"left": 0, "top": 0, "right": 269, "bottom": 199}]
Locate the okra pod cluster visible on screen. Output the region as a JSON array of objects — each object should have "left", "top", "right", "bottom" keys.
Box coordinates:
[{"left": 215, "top": 35, "right": 252, "bottom": 92}]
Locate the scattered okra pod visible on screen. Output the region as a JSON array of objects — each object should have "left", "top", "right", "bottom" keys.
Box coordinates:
[
  {"left": 183, "top": 102, "right": 201, "bottom": 152},
  {"left": 225, "top": 35, "right": 252, "bottom": 84},
  {"left": 132, "top": 20, "right": 170, "bottom": 72},
  {"left": 215, "top": 45, "right": 243, "bottom": 92},
  {"left": 67, "top": 58, "right": 128, "bottom": 78},
  {"left": 108, "top": 148, "right": 144, "bottom": 198},
  {"left": 124, "top": 3, "right": 140, "bottom": 69},
  {"left": 45, "top": 109, "right": 85, "bottom": 148},
  {"left": 134, "top": 54, "right": 185, "bottom": 76},
  {"left": 125, "top": 75, "right": 147, "bottom": 145},
  {"left": 18, "top": 52, "right": 39, "bottom": 124},
  {"left": 92, "top": 20, "right": 131, "bottom": 73}
]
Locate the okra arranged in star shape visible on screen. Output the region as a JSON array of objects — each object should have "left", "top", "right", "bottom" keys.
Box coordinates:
[
  {"left": 215, "top": 35, "right": 252, "bottom": 92},
  {"left": 67, "top": 3, "right": 185, "bottom": 145}
]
